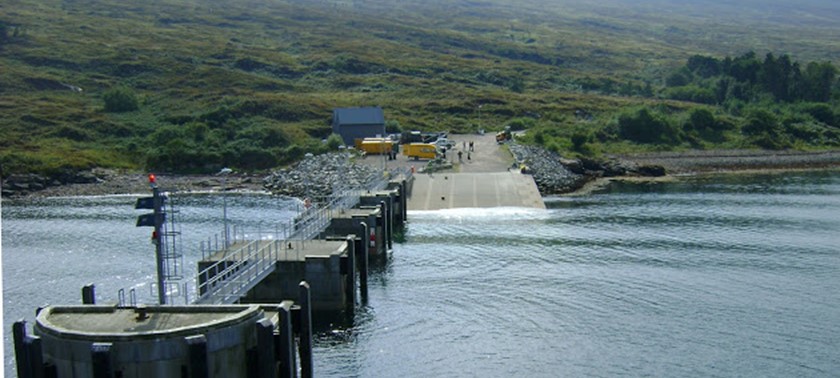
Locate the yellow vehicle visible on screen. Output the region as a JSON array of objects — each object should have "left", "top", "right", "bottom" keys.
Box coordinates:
[
  {"left": 402, "top": 143, "right": 438, "bottom": 160},
  {"left": 356, "top": 138, "right": 395, "bottom": 155},
  {"left": 496, "top": 126, "right": 512, "bottom": 143}
]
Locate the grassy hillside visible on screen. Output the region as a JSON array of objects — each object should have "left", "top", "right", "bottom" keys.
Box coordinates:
[{"left": 1, "top": 0, "right": 839, "bottom": 176}]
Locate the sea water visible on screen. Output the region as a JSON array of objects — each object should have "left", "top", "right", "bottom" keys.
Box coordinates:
[{"left": 3, "top": 171, "right": 840, "bottom": 377}]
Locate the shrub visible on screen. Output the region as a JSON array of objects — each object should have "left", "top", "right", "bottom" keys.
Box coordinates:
[
  {"left": 103, "top": 87, "right": 139, "bottom": 112},
  {"left": 741, "top": 109, "right": 778, "bottom": 136},
  {"left": 663, "top": 85, "right": 716, "bottom": 104},
  {"left": 385, "top": 120, "right": 402, "bottom": 133},
  {"left": 665, "top": 69, "right": 692, "bottom": 87},
  {"left": 798, "top": 103, "right": 836, "bottom": 126},
  {"left": 533, "top": 131, "right": 545, "bottom": 145},
  {"left": 0, "top": 21, "right": 7, "bottom": 44},
  {"left": 571, "top": 132, "right": 589, "bottom": 152},
  {"left": 686, "top": 108, "right": 716, "bottom": 131},
  {"left": 235, "top": 122, "right": 290, "bottom": 148},
  {"left": 325, "top": 133, "right": 344, "bottom": 150},
  {"left": 618, "top": 108, "right": 680, "bottom": 144},
  {"left": 507, "top": 117, "right": 536, "bottom": 131},
  {"left": 509, "top": 76, "right": 525, "bottom": 93},
  {"left": 742, "top": 109, "right": 790, "bottom": 149},
  {"left": 714, "top": 116, "right": 737, "bottom": 131}
]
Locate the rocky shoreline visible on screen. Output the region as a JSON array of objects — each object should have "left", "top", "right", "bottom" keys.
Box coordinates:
[
  {"left": 1, "top": 169, "right": 268, "bottom": 198},
  {"left": 614, "top": 149, "right": 840, "bottom": 174},
  {"left": 262, "top": 152, "right": 382, "bottom": 199},
  {"left": 508, "top": 143, "right": 667, "bottom": 195},
  {"left": 3, "top": 148, "right": 839, "bottom": 199}
]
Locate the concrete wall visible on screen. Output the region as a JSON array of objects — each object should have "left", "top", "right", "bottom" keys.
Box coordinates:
[
  {"left": 333, "top": 124, "right": 384, "bottom": 146},
  {"left": 240, "top": 245, "right": 352, "bottom": 313},
  {"left": 304, "top": 255, "right": 347, "bottom": 312},
  {"left": 32, "top": 306, "right": 262, "bottom": 378},
  {"left": 240, "top": 262, "right": 307, "bottom": 304}
]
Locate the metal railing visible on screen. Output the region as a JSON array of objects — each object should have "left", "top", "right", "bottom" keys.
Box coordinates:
[
  {"left": 194, "top": 239, "right": 282, "bottom": 304},
  {"left": 192, "top": 166, "right": 413, "bottom": 305}
]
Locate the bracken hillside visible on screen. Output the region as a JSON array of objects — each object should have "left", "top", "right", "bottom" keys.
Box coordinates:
[{"left": 1, "top": 0, "right": 839, "bottom": 176}]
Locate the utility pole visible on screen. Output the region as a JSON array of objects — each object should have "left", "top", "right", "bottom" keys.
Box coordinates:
[
  {"left": 151, "top": 178, "right": 166, "bottom": 305},
  {"left": 218, "top": 168, "right": 232, "bottom": 248},
  {"left": 136, "top": 174, "right": 166, "bottom": 305},
  {"left": 478, "top": 104, "right": 483, "bottom": 132}
]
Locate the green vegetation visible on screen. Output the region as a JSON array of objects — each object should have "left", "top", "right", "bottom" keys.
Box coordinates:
[
  {"left": 103, "top": 87, "right": 139, "bottom": 113},
  {"left": 1, "top": 0, "right": 839, "bottom": 177}
]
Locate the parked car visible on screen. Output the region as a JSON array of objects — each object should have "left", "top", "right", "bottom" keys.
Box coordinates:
[{"left": 433, "top": 138, "right": 456, "bottom": 149}]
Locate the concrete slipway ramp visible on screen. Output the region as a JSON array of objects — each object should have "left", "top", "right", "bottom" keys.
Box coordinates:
[{"left": 408, "top": 171, "right": 545, "bottom": 211}]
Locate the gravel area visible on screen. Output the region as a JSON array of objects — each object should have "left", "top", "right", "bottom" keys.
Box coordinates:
[{"left": 262, "top": 152, "right": 382, "bottom": 199}]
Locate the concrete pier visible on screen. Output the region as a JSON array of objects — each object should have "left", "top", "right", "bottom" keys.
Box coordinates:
[
  {"left": 322, "top": 207, "right": 386, "bottom": 255},
  {"left": 17, "top": 302, "right": 311, "bottom": 378},
  {"left": 198, "top": 239, "right": 354, "bottom": 312}
]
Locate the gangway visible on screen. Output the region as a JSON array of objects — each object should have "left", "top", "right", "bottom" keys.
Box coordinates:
[{"left": 192, "top": 169, "right": 407, "bottom": 305}]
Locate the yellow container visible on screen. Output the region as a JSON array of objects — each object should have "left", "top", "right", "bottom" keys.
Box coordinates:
[
  {"left": 359, "top": 138, "right": 394, "bottom": 155},
  {"left": 402, "top": 143, "right": 437, "bottom": 160}
]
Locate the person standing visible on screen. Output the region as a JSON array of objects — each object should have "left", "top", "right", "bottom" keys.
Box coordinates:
[{"left": 458, "top": 150, "right": 463, "bottom": 162}]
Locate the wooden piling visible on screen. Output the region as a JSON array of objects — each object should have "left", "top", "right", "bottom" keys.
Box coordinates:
[
  {"left": 380, "top": 201, "right": 392, "bottom": 251},
  {"left": 299, "top": 281, "right": 313, "bottom": 378},
  {"left": 359, "top": 222, "right": 369, "bottom": 303},
  {"left": 345, "top": 235, "right": 356, "bottom": 314}
]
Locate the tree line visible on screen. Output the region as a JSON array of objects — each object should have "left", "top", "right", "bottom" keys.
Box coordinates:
[{"left": 665, "top": 52, "right": 838, "bottom": 105}]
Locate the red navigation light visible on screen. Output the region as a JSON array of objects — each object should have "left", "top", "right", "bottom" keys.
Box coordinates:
[{"left": 148, "top": 174, "right": 157, "bottom": 184}]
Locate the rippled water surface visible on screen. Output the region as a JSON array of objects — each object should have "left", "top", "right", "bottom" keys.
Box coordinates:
[{"left": 4, "top": 171, "right": 840, "bottom": 377}]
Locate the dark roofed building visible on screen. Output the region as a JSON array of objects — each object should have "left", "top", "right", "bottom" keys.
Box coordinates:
[{"left": 332, "top": 107, "right": 385, "bottom": 146}]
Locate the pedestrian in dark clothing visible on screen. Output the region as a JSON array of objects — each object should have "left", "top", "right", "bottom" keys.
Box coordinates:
[
  {"left": 467, "top": 152, "right": 471, "bottom": 161},
  {"left": 458, "top": 151, "right": 463, "bottom": 162}
]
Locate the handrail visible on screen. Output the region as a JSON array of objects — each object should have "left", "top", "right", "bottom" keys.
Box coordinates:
[
  {"left": 194, "top": 169, "right": 395, "bottom": 304},
  {"left": 195, "top": 239, "right": 280, "bottom": 304}
]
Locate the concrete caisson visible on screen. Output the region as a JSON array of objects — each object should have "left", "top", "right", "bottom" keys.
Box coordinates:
[{"left": 32, "top": 305, "right": 265, "bottom": 378}]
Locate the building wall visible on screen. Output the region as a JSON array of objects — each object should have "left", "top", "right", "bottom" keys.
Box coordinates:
[{"left": 333, "top": 124, "right": 385, "bottom": 146}]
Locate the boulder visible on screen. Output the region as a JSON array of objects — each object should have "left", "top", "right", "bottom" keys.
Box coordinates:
[{"left": 637, "top": 164, "right": 667, "bottom": 177}]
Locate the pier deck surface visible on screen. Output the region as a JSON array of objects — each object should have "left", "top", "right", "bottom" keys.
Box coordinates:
[
  {"left": 408, "top": 171, "right": 545, "bottom": 210},
  {"left": 203, "top": 239, "right": 346, "bottom": 263}
]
